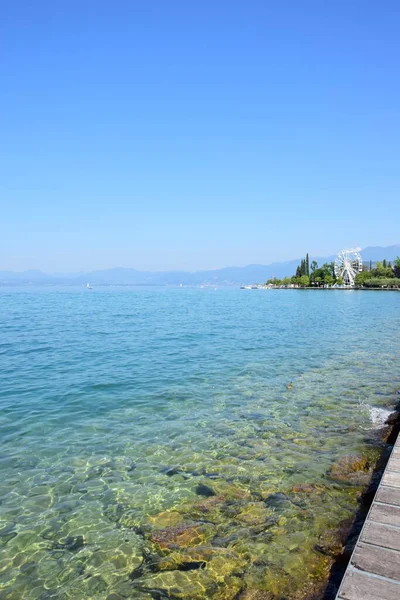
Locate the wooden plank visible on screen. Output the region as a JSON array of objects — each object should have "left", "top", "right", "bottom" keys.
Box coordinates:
[
  {"left": 352, "top": 541, "right": 400, "bottom": 581},
  {"left": 361, "top": 521, "right": 400, "bottom": 552},
  {"left": 338, "top": 569, "right": 400, "bottom": 600},
  {"left": 369, "top": 502, "right": 400, "bottom": 527},
  {"left": 387, "top": 457, "right": 400, "bottom": 472},
  {"left": 376, "top": 485, "right": 400, "bottom": 507},
  {"left": 382, "top": 470, "right": 400, "bottom": 487},
  {"left": 336, "top": 435, "right": 400, "bottom": 599}
]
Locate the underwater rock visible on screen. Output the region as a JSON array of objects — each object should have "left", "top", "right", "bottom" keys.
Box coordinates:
[
  {"left": 238, "top": 590, "right": 274, "bottom": 600},
  {"left": 328, "top": 455, "right": 371, "bottom": 484},
  {"left": 193, "top": 495, "right": 226, "bottom": 514},
  {"left": 0, "top": 522, "right": 15, "bottom": 537},
  {"left": 195, "top": 483, "right": 216, "bottom": 497},
  {"left": 235, "top": 503, "right": 273, "bottom": 526},
  {"left": 149, "top": 522, "right": 215, "bottom": 552},
  {"left": 56, "top": 535, "right": 85, "bottom": 552},
  {"left": 213, "top": 575, "right": 244, "bottom": 599},
  {"left": 147, "top": 510, "right": 183, "bottom": 530},
  {"left": 292, "top": 483, "right": 324, "bottom": 495},
  {"left": 161, "top": 466, "right": 183, "bottom": 477},
  {"left": 264, "top": 492, "right": 290, "bottom": 509},
  {"left": 386, "top": 410, "right": 400, "bottom": 425},
  {"left": 133, "top": 551, "right": 246, "bottom": 600},
  {"left": 86, "top": 575, "right": 108, "bottom": 594},
  {"left": 154, "top": 553, "right": 207, "bottom": 572},
  {"left": 19, "top": 561, "right": 37, "bottom": 575},
  {"left": 133, "top": 570, "right": 219, "bottom": 599}
]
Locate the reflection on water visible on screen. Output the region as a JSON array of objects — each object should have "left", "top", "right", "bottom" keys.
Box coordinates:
[{"left": 0, "top": 288, "right": 399, "bottom": 599}]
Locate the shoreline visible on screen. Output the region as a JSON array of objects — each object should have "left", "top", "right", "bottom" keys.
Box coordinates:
[
  {"left": 243, "top": 286, "right": 400, "bottom": 291},
  {"left": 321, "top": 399, "right": 400, "bottom": 599}
]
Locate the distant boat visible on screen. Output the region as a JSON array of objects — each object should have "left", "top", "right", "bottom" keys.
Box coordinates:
[{"left": 86, "top": 283, "right": 93, "bottom": 289}]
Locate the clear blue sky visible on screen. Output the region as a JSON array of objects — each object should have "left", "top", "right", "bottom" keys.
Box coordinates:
[{"left": 1, "top": 1, "right": 399, "bottom": 272}]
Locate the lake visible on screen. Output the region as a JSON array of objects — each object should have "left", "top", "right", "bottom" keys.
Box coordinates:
[{"left": 1, "top": 287, "right": 399, "bottom": 599}]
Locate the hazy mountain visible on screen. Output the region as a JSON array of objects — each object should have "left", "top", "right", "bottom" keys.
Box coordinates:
[
  {"left": 358, "top": 244, "right": 400, "bottom": 261},
  {"left": 1, "top": 244, "right": 399, "bottom": 286}
]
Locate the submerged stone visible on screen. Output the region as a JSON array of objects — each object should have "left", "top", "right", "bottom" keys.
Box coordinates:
[
  {"left": 133, "top": 570, "right": 219, "bottom": 599},
  {"left": 57, "top": 535, "right": 85, "bottom": 552},
  {"left": 149, "top": 522, "right": 214, "bottom": 552},
  {"left": 292, "top": 483, "right": 324, "bottom": 495},
  {"left": 238, "top": 591, "right": 274, "bottom": 600},
  {"left": 328, "top": 454, "right": 371, "bottom": 484},
  {"left": 235, "top": 503, "right": 273, "bottom": 526},
  {"left": 133, "top": 551, "right": 246, "bottom": 600},
  {"left": 147, "top": 510, "right": 183, "bottom": 530},
  {"left": 196, "top": 484, "right": 216, "bottom": 497}
]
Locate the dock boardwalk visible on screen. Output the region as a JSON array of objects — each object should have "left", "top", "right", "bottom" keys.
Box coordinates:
[{"left": 336, "top": 433, "right": 400, "bottom": 600}]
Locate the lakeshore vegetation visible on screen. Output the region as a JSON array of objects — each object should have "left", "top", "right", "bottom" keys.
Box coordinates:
[{"left": 266, "top": 255, "right": 400, "bottom": 288}]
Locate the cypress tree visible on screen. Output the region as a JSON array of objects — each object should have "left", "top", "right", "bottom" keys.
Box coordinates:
[
  {"left": 383, "top": 259, "right": 387, "bottom": 269},
  {"left": 306, "top": 253, "right": 310, "bottom": 277}
]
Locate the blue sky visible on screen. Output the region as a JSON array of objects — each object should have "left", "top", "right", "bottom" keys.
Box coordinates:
[{"left": 1, "top": 1, "right": 399, "bottom": 272}]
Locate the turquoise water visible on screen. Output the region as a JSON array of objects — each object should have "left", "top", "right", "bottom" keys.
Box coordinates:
[{"left": 1, "top": 287, "right": 400, "bottom": 600}]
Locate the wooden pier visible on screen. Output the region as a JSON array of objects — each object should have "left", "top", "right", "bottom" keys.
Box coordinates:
[{"left": 336, "top": 432, "right": 400, "bottom": 600}]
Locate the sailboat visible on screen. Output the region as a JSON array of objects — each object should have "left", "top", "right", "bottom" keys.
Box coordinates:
[{"left": 86, "top": 283, "right": 93, "bottom": 290}]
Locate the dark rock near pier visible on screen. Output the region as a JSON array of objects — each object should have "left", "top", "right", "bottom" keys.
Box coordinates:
[{"left": 386, "top": 410, "right": 400, "bottom": 425}]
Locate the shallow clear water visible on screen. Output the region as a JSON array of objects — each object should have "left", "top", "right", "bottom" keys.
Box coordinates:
[{"left": 1, "top": 287, "right": 399, "bottom": 599}]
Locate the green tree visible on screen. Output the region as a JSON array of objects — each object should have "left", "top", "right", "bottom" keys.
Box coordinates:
[
  {"left": 324, "top": 274, "right": 334, "bottom": 286},
  {"left": 311, "top": 260, "right": 318, "bottom": 273},
  {"left": 299, "top": 275, "right": 310, "bottom": 287},
  {"left": 371, "top": 261, "right": 394, "bottom": 279},
  {"left": 305, "top": 253, "right": 310, "bottom": 277},
  {"left": 282, "top": 277, "right": 290, "bottom": 285},
  {"left": 394, "top": 257, "right": 400, "bottom": 278},
  {"left": 363, "top": 277, "right": 400, "bottom": 288},
  {"left": 355, "top": 271, "right": 372, "bottom": 286},
  {"left": 337, "top": 277, "right": 344, "bottom": 285}
]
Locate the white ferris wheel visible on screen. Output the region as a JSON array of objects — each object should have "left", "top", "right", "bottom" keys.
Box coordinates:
[{"left": 334, "top": 247, "right": 363, "bottom": 287}]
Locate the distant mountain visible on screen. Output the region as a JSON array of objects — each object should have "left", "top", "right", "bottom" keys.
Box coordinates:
[
  {"left": 1, "top": 244, "right": 399, "bottom": 286},
  {"left": 358, "top": 244, "right": 400, "bottom": 262}
]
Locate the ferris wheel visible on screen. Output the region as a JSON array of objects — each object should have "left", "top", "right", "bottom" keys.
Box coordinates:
[{"left": 334, "top": 247, "right": 363, "bottom": 286}]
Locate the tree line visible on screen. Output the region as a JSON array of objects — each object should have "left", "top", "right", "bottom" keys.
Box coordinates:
[
  {"left": 266, "top": 255, "right": 400, "bottom": 288},
  {"left": 355, "top": 257, "right": 400, "bottom": 288}
]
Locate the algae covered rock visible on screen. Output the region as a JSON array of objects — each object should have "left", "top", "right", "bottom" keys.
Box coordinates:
[
  {"left": 328, "top": 454, "right": 371, "bottom": 484},
  {"left": 149, "top": 521, "right": 215, "bottom": 552},
  {"left": 238, "top": 590, "right": 274, "bottom": 600},
  {"left": 133, "top": 569, "right": 219, "bottom": 599},
  {"left": 235, "top": 503, "right": 273, "bottom": 526},
  {"left": 146, "top": 510, "right": 183, "bottom": 530},
  {"left": 133, "top": 564, "right": 245, "bottom": 600}
]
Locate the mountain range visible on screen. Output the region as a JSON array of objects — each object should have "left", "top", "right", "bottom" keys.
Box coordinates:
[{"left": 2, "top": 244, "right": 400, "bottom": 286}]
